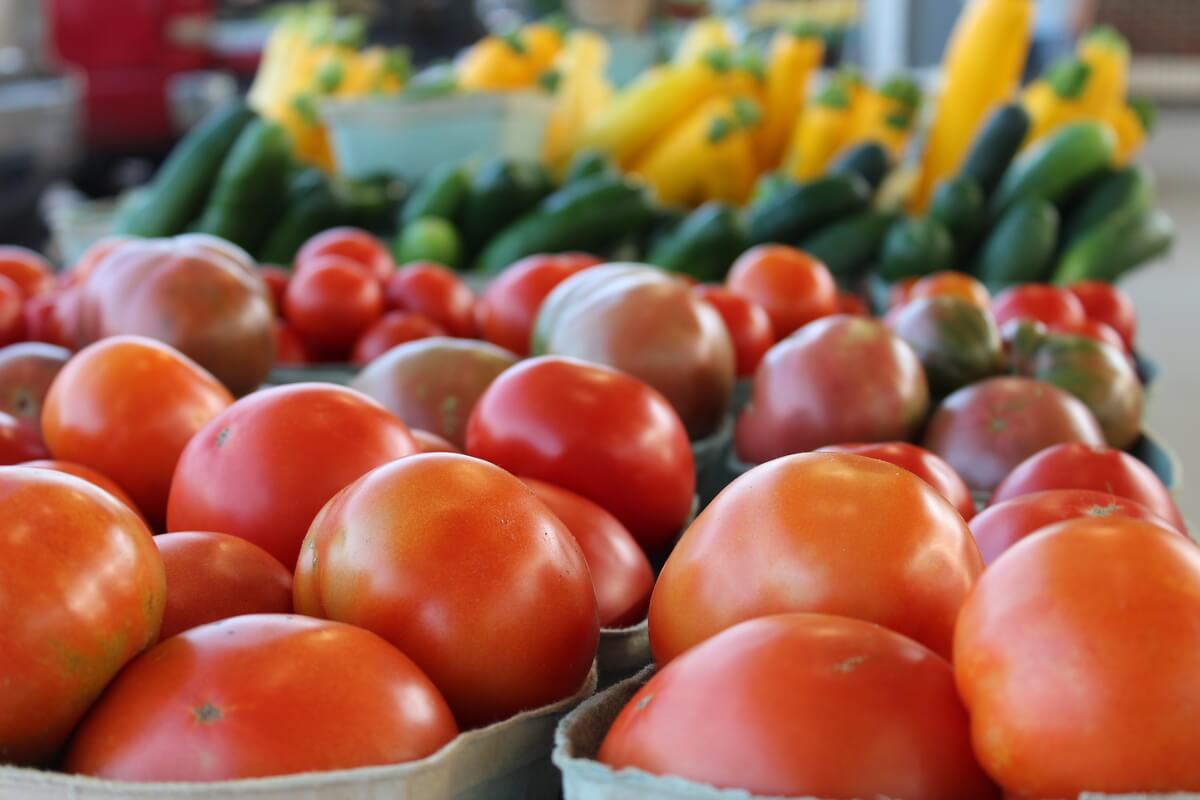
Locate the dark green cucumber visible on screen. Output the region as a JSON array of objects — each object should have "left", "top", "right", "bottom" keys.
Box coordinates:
[
  {"left": 801, "top": 210, "right": 897, "bottom": 281},
  {"left": 334, "top": 175, "right": 406, "bottom": 236},
  {"left": 115, "top": 102, "right": 254, "bottom": 237},
  {"left": 648, "top": 202, "right": 747, "bottom": 281},
  {"left": 750, "top": 171, "right": 792, "bottom": 207},
  {"left": 975, "top": 198, "right": 1060, "bottom": 286},
  {"left": 990, "top": 121, "right": 1117, "bottom": 215},
  {"left": 1053, "top": 208, "right": 1174, "bottom": 284},
  {"left": 746, "top": 173, "right": 872, "bottom": 246},
  {"left": 402, "top": 161, "right": 470, "bottom": 226},
  {"left": 930, "top": 174, "right": 986, "bottom": 253},
  {"left": 959, "top": 102, "right": 1031, "bottom": 197},
  {"left": 638, "top": 205, "right": 688, "bottom": 258},
  {"left": 1061, "top": 164, "right": 1154, "bottom": 247},
  {"left": 829, "top": 141, "right": 890, "bottom": 191},
  {"left": 462, "top": 159, "right": 554, "bottom": 252},
  {"left": 878, "top": 216, "right": 955, "bottom": 281},
  {"left": 564, "top": 149, "right": 616, "bottom": 183},
  {"left": 256, "top": 169, "right": 340, "bottom": 265}
]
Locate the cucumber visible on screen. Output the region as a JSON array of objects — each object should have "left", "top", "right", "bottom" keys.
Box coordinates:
[
  {"left": 334, "top": 176, "right": 405, "bottom": 236},
  {"left": 878, "top": 217, "right": 955, "bottom": 281},
  {"left": 648, "top": 202, "right": 747, "bottom": 281},
  {"left": 750, "top": 171, "right": 791, "bottom": 206},
  {"left": 115, "top": 102, "right": 254, "bottom": 237},
  {"left": 462, "top": 159, "right": 554, "bottom": 253},
  {"left": 402, "top": 161, "right": 470, "bottom": 226},
  {"left": 930, "top": 174, "right": 986, "bottom": 253},
  {"left": 800, "top": 210, "right": 897, "bottom": 281},
  {"left": 990, "top": 121, "right": 1117, "bottom": 215},
  {"left": 193, "top": 119, "right": 292, "bottom": 252},
  {"left": 638, "top": 205, "right": 689, "bottom": 257},
  {"left": 474, "top": 176, "right": 654, "bottom": 275},
  {"left": 1053, "top": 208, "right": 1174, "bottom": 284},
  {"left": 959, "top": 102, "right": 1030, "bottom": 197},
  {"left": 1061, "top": 164, "right": 1154, "bottom": 247},
  {"left": 564, "top": 149, "right": 616, "bottom": 183},
  {"left": 829, "top": 142, "right": 890, "bottom": 191},
  {"left": 975, "top": 199, "right": 1059, "bottom": 286},
  {"left": 746, "top": 173, "right": 872, "bottom": 246},
  {"left": 256, "top": 170, "right": 340, "bottom": 265}
]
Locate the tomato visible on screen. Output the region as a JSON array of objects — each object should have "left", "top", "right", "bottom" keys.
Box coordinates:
[
  {"left": 888, "top": 296, "right": 1004, "bottom": 396},
  {"left": 991, "top": 284, "right": 1086, "bottom": 330},
  {"left": 67, "top": 236, "right": 134, "bottom": 287},
  {"left": 922, "top": 377, "right": 1105, "bottom": 492},
  {"left": 21, "top": 291, "right": 75, "bottom": 348},
  {"left": 726, "top": 245, "right": 837, "bottom": 339},
  {"left": 970, "top": 489, "right": 1180, "bottom": 566},
  {"left": 64, "top": 614, "right": 457, "bottom": 780},
  {"left": 0, "top": 411, "right": 48, "bottom": 464},
  {"left": 523, "top": 478, "right": 655, "bottom": 628},
  {"left": 0, "top": 467, "right": 163, "bottom": 765},
  {"left": 650, "top": 452, "right": 982, "bottom": 663},
  {"left": 295, "top": 454, "right": 599, "bottom": 727},
  {"left": 410, "top": 428, "right": 460, "bottom": 453},
  {"left": 273, "top": 319, "right": 310, "bottom": 365},
  {"left": 1068, "top": 280, "right": 1136, "bottom": 349},
  {"left": 692, "top": 284, "right": 774, "bottom": 377},
  {"left": 835, "top": 291, "right": 870, "bottom": 316},
  {"left": 989, "top": 441, "right": 1186, "bottom": 532},
  {"left": 20, "top": 459, "right": 141, "bottom": 517},
  {"left": 295, "top": 227, "right": 395, "bottom": 283},
  {"left": 466, "top": 356, "right": 695, "bottom": 554},
  {"left": 819, "top": 442, "right": 977, "bottom": 521},
  {"left": 0, "top": 245, "right": 54, "bottom": 298},
  {"left": 173, "top": 233, "right": 257, "bottom": 276},
  {"left": 153, "top": 531, "right": 292, "bottom": 638},
  {"left": 42, "top": 336, "right": 233, "bottom": 527},
  {"left": 910, "top": 271, "right": 991, "bottom": 308},
  {"left": 351, "top": 337, "right": 517, "bottom": 448},
  {"left": 888, "top": 276, "right": 919, "bottom": 309},
  {"left": 167, "top": 383, "right": 417, "bottom": 567},
  {"left": 0, "top": 341, "right": 70, "bottom": 433},
  {"left": 1048, "top": 317, "right": 1127, "bottom": 352},
  {"left": 0, "top": 275, "right": 23, "bottom": 345},
  {"left": 283, "top": 255, "right": 384, "bottom": 359},
  {"left": 955, "top": 517, "right": 1200, "bottom": 796},
  {"left": 476, "top": 252, "right": 601, "bottom": 355},
  {"left": 257, "top": 264, "right": 290, "bottom": 315},
  {"left": 351, "top": 311, "right": 446, "bottom": 365},
  {"left": 384, "top": 262, "right": 477, "bottom": 338},
  {"left": 735, "top": 315, "right": 929, "bottom": 464},
  {"left": 602, "top": 613, "right": 997, "bottom": 799}
]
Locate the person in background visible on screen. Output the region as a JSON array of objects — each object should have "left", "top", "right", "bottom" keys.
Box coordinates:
[{"left": 1027, "top": 0, "right": 1098, "bottom": 78}]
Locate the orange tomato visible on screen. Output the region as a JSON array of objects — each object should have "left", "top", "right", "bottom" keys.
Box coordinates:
[
  {"left": 726, "top": 245, "right": 838, "bottom": 339},
  {"left": 0, "top": 245, "right": 54, "bottom": 298},
  {"left": 20, "top": 459, "right": 141, "bottom": 517},
  {"left": 910, "top": 271, "right": 991, "bottom": 308}
]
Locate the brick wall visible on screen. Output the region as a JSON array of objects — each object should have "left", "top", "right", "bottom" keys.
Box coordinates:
[{"left": 1098, "top": 0, "right": 1200, "bottom": 56}]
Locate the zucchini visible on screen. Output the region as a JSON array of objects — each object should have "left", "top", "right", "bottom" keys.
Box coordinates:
[
  {"left": 1061, "top": 164, "right": 1154, "bottom": 247},
  {"left": 800, "top": 210, "right": 897, "bottom": 282},
  {"left": 930, "top": 174, "right": 986, "bottom": 254},
  {"left": 829, "top": 142, "right": 890, "bottom": 191},
  {"left": 975, "top": 199, "right": 1060, "bottom": 286},
  {"left": 1053, "top": 208, "right": 1174, "bottom": 284},
  {"left": 402, "top": 161, "right": 470, "bottom": 226},
  {"left": 746, "top": 173, "right": 872, "bottom": 246},
  {"left": 959, "top": 102, "right": 1031, "bottom": 197},
  {"left": 878, "top": 216, "right": 955, "bottom": 281},
  {"left": 990, "top": 121, "right": 1117, "bottom": 215},
  {"left": 648, "top": 202, "right": 747, "bottom": 281}
]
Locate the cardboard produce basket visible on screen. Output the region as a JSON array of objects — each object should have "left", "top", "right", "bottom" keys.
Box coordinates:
[{"left": 0, "top": 666, "right": 596, "bottom": 800}]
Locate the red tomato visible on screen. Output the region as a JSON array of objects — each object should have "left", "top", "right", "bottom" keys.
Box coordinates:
[
  {"left": 1048, "top": 317, "right": 1128, "bottom": 352},
  {"left": 1068, "top": 280, "right": 1136, "bottom": 349},
  {"left": 991, "top": 284, "right": 1086, "bottom": 330},
  {"left": 294, "top": 454, "right": 599, "bottom": 727},
  {"left": 692, "top": 285, "right": 774, "bottom": 376},
  {"left": 476, "top": 253, "right": 601, "bottom": 355},
  {"left": 283, "top": 256, "right": 384, "bottom": 359},
  {"left": 67, "top": 236, "right": 134, "bottom": 287},
  {"left": 888, "top": 276, "right": 919, "bottom": 309},
  {"left": 0, "top": 467, "right": 163, "bottom": 765},
  {"left": 602, "top": 613, "right": 997, "bottom": 799},
  {"left": 0, "top": 275, "right": 23, "bottom": 345},
  {"left": 819, "top": 442, "right": 977, "bottom": 521},
  {"left": 21, "top": 292, "right": 75, "bottom": 348},
  {"left": 989, "top": 442, "right": 1185, "bottom": 532},
  {"left": 64, "top": 614, "right": 457, "bottom": 780},
  {"left": 257, "top": 265, "right": 290, "bottom": 315},
  {"left": 42, "top": 336, "right": 233, "bottom": 527},
  {"left": 523, "top": 478, "right": 655, "bottom": 628},
  {"left": 970, "top": 489, "right": 1180, "bottom": 566},
  {"left": 0, "top": 245, "right": 54, "bottom": 299},
  {"left": 0, "top": 411, "right": 48, "bottom": 464},
  {"left": 835, "top": 291, "right": 870, "bottom": 316},
  {"left": 20, "top": 459, "right": 141, "bottom": 517},
  {"left": 649, "top": 453, "right": 983, "bottom": 663},
  {"left": 726, "top": 245, "right": 838, "bottom": 339},
  {"left": 955, "top": 517, "right": 1200, "bottom": 797},
  {"left": 410, "top": 428, "right": 460, "bottom": 453},
  {"left": 351, "top": 311, "right": 446, "bottom": 365},
  {"left": 273, "top": 320, "right": 310, "bottom": 365},
  {"left": 466, "top": 356, "right": 695, "bottom": 554},
  {"left": 910, "top": 271, "right": 991, "bottom": 308},
  {"left": 384, "top": 262, "right": 477, "bottom": 338},
  {"left": 167, "top": 383, "right": 417, "bottom": 567},
  {"left": 295, "top": 227, "right": 395, "bottom": 283},
  {"left": 153, "top": 531, "right": 292, "bottom": 638},
  {"left": 0, "top": 341, "right": 70, "bottom": 433}
]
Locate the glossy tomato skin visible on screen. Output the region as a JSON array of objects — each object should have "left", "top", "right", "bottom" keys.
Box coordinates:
[
  {"left": 64, "top": 614, "right": 458, "bottom": 781},
  {"left": 21, "top": 292, "right": 75, "bottom": 348},
  {"left": 735, "top": 315, "right": 930, "bottom": 463},
  {"left": 0, "top": 245, "right": 54, "bottom": 298},
  {"left": 0, "top": 467, "right": 164, "bottom": 765},
  {"left": 1048, "top": 317, "right": 1127, "bottom": 352},
  {"left": 168, "top": 383, "right": 417, "bottom": 568},
  {"left": 410, "top": 428, "right": 460, "bottom": 453},
  {"left": 649, "top": 453, "right": 983, "bottom": 663},
  {"left": 990, "top": 442, "right": 1186, "bottom": 532},
  {"left": 955, "top": 518, "right": 1200, "bottom": 797},
  {"left": 523, "top": 478, "right": 655, "bottom": 628},
  {"left": 835, "top": 291, "right": 870, "bottom": 316},
  {"left": 295, "top": 454, "right": 599, "bottom": 728},
  {"left": 273, "top": 320, "right": 310, "bottom": 365},
  {"left": 385, "top": 262, "right": 477, "bottom": 337},
  {"left": 295, "top": 227, "right": 395, "bottom": 283},
  {"left": 692, "top": 285, "right": 774, "bottom": 377},
  {"left": 970, "top": 489, "right": 1179, "bottom": 566},
  {"left": 351, "top": 311, "right": 446, "bottom": 365},
  {"left": 476, "top": 253, "right": 601, "bottom": 356},
  {"left": 603, "top": 614, "right": 997, "bottom": 799},
  {"left": 0, "top": 342, "right": 70, "bottom": 433},
  {"left": 991, "top": 284, "right": 1086, "bottom": 330},
  {"left": 284, "top": 256, "right": 384, "bottom": 359},
  {"left": 910, "top": 271, "right": 991, "bottom": 308},
  {"left": 726, "top": 245, "right": 837, "bottom": 339},
  {"left": 154, "top": 532, "right": 292, "bottom": 639},
  {"left": 257, "top": 265, "right": 290, "bottom": 315},
  {"left": 42, "top": 336, "right": 234, "bottom": 527},
  {"left": 0, "top": 411, "right": 48, "bottom": 464},
  {"left": 66, "top": 236, "right": 134, "bottom": 288},
  {"left": 819, "top": 442, "right": 977, "bottom": 521},
  {"left": 466, "top": 356, "right": 695, "bottom": 554},
  {"left": 1068, "top": 280, "right": 1136, "bottom": 349},
  {"left": 20, "top": 459, "right": 141, "bottom": 516},
  {"left": 0, "top": 275, "right": 23, "bottom": 345}
]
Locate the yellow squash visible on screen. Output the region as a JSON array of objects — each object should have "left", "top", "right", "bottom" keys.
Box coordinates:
[
  {"left": 847, "top": 74, "right": 921, "bottom": 157},
  {"left": 704, "top": 98, "right": 762, "bottom": 204},
  {"left": 1021, "top": 58, "right": 1091, "bottom": 147},
  {"left": 543, "top": 31, "right": 613, "bottom": 168},
  {"left": 1078, "top": 25, "right": 1130, "bottom": 117},
  {"left": 457, "top": 34, "right": 537, "bottom": 91},
  {"left": 784, "top": 79, "right": 853, "bottom": 181},
  {"left": 674, "top": 17, "right": 736, "bottom": 64},
  {"left": 1109, "top": 99, "right": 1154, "bottom": 165},
  {"left": 755, "top": 25, "right": 825, "bottom": 169}
]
